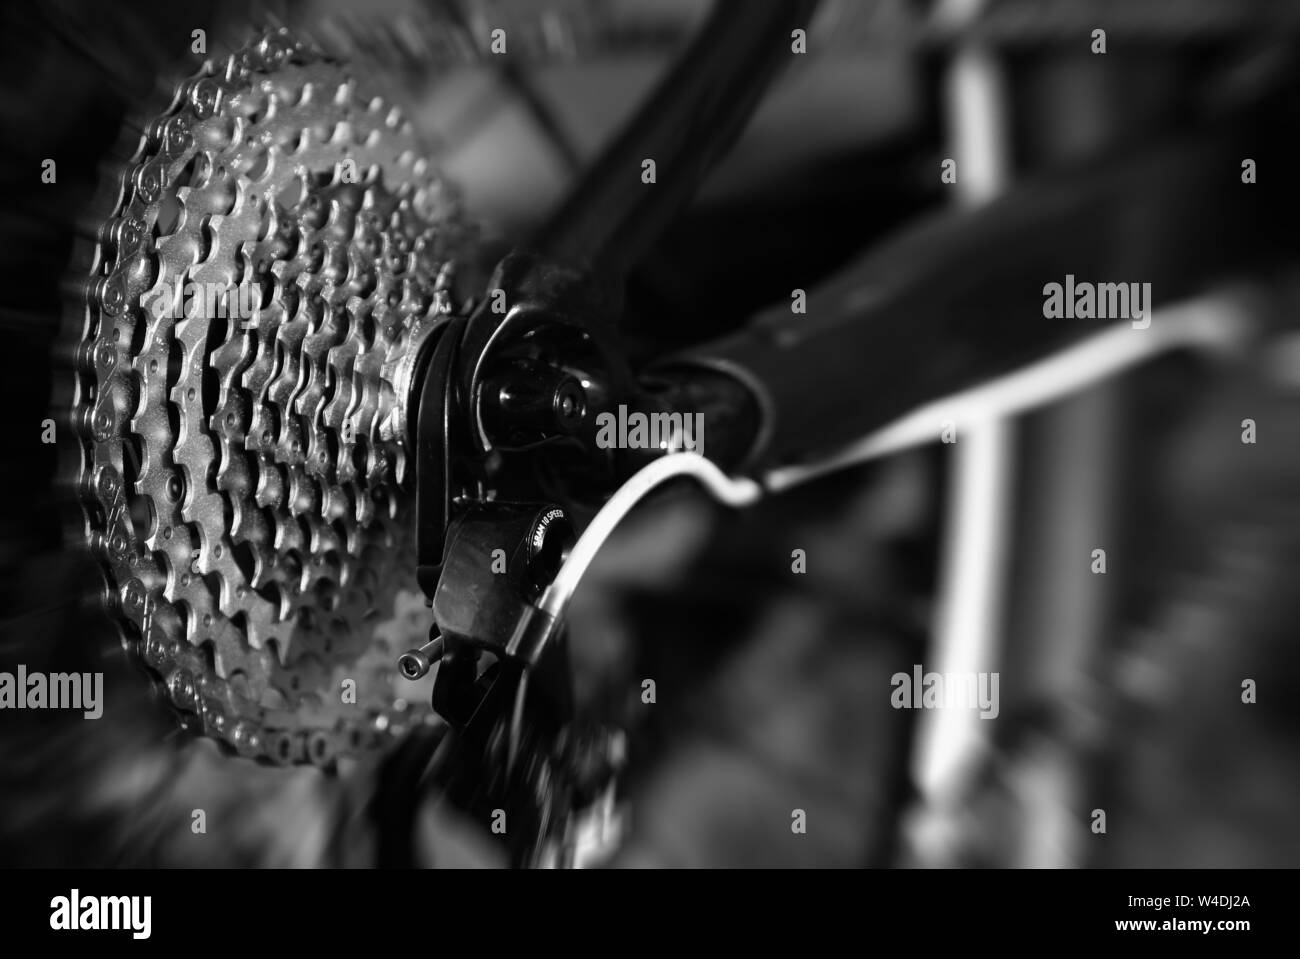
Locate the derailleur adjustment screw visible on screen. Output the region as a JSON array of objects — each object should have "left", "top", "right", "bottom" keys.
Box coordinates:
[{"left": 398, "top": 633, "right": 445, "bottom": 681}]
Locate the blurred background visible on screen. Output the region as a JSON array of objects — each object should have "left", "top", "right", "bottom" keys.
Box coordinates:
[{"left": 2, "top": 0, "right": 1300, "bottom": 867}]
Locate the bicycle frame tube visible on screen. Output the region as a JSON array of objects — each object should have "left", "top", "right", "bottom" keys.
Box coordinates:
[
  {"left": 666, "top": 114, "right": 1282, "bottom": 474},
  {"left": 529, "top": 0, "right": 821, "bottom": 278}
]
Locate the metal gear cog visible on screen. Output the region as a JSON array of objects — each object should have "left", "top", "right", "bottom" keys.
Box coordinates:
[{"left": 69, "top": 28, "right": 474, "bottom": 765}]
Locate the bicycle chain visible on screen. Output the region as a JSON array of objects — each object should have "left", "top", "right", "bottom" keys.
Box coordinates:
[{"left": 70, "top": 28, "right": 473, "bottom": 765}]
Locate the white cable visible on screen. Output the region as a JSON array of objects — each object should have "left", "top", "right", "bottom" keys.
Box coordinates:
[{"left": 537, "top": 453, "right": 762, "bottom": 621}]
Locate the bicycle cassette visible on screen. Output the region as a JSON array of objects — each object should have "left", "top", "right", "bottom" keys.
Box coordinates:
[{"left": 67, "top": 28, "right": 475, "bottom": 765}]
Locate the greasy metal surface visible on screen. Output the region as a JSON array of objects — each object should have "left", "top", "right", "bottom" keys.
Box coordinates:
[{"left": 71, "top": 29, "right": 471, "bottom": 764}]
